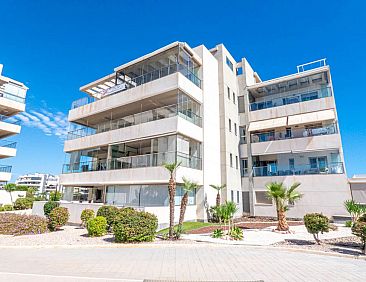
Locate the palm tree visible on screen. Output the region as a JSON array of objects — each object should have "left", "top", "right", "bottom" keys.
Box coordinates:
[
  {"left": 209, "top": 184, "right": 226, "bottom": 206},
  {"left": 265, "top": 182, "right": 302, "bottom": 231},
  {"left": 163, "top": 161, "right": 181, "bottom": 239},
  {"left": 4, "top": 183, "right": 16, "bottom": 204},
  {"left": 176, "top": 177, "right": 198, "bottom": 237},
  {"left": 221, "top": 201, "right": 238, "bottom": 234}
]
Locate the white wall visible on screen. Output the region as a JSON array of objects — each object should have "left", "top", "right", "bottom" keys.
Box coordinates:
[{"left": 0, "top": 190, "right": 26, "bottom": 205}]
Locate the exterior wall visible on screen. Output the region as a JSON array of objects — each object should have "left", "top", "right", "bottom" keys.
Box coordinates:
[{"left": 0, "top": 190, "right": 26, "bottom": 205}]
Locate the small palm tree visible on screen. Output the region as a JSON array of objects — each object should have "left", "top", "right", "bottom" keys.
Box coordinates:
[
  {"left": 266, "top": 182, "right": 302, "bottom": 232},
  {"left": 210, "top": 184, "right": 226, "bottom": 206},
  {"left": 4, "top": 183, "right": 16, "bottom": 204},
  {"left": 176, "top": 177, "right": 198, "bottom": 238},
  {"left": 163, "top": 161, "right": 181, "bottom": 239}
]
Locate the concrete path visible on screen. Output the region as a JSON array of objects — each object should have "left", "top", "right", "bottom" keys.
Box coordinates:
[{"left": 0, "top": 244, "right": 364, "bottom": 281}]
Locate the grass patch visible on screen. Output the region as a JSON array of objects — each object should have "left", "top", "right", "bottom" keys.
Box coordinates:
[{"left": 157, "top": 222, "right": 217, "bottom": 235}]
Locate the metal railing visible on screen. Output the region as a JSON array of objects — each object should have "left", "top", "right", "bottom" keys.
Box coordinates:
[
  {"left": 0, "top": 114, "right": 20, "bottom": 125},
  {"left": 297, "top": 59, "right": 327, "bottom": 73},
  {"left": 70, "top": 63, "right": 202, "bottom": 109},
  {"left": 251, "top": 124, "right": 337, "bottom": 143},
  {"left": 250, "top": 87, "right": 332, "bottom": 111},
  {"left": 62, "top": 151, "right": 202, "bottom": 174},
  {"left": 0, "top": 90, "right": 26, "bottom": 104},
  {"left": 0, "top": 165, "right": 12, "bottom": 173},
  {"left": 67, "top": 104, "right": 202, "bottom": 140},
  {"left": 252, "top": 162, "right": 344, "bottom": 177},
  {"left": 0, "top": 140, "right": 17, "bottom": 148}
]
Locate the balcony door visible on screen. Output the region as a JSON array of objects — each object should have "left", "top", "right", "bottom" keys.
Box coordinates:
[{"left": 309, "top": 156, "right": 328, "bottom": 171}]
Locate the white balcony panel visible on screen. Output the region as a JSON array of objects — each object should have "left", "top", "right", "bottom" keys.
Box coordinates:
[
  {"left": 249, "top": 96, "right": 335, "bottom": 122},
  {"left": 0, "top": 122, "right": 21, "bottom": 138},
  {"left": 64, "top": 116, "right": 202, "bottom": 152},
  {"left": 239, "top": 144, "right": 248, "bottom": 158},
  {"left": 69, "top": 73, "right": 202, "bottom": 122},
  {"left": 60, "top": 166, "right": 203, "bottom": 187},
  {"left": 0, "top": 172, "right": 11, "bottom": 182},
  {"left": 0, "top": 97, "right": 25, "bottom": 116},
  {"left": 251, "top": 134, "right": 341, "bottom": 156},
  {"left": 287, "top": 109, "right": 335, "bottom": 126},
  {"left": 0, "top": 147, "right": 16, "bottom": 159},
  {"left": 248, "top": 117, "right": 287, "bottom": 132}
]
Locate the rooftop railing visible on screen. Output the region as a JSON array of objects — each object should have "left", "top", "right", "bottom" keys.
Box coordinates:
[
  {"left": 62, "top": 151, "right": 202, "bottom": 173},
  {"left": 0, "top": 90, "right": 26, "bottom": 104},
  {"left": 67, "top": 103, "right": 202, "bottom": 140},
  {"left": 0, "top": 165, "right": 12, "bottom": 173},
  {"left": 71, "top": 63, "right": 202, "bottom": 109},
  {"left": 250, "top": 87, "right": 331, "bottom": 111},
  {"left": 252, "top": 162, "right": 344, "bottom": 177},
  {"left": 251, "top": 124, "right": 337, "bottom": 143}
]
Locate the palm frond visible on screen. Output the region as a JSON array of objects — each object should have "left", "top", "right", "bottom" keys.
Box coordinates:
[
  {"left": 182, "top": 177, "right": 198, "bottom": 192},
  {"left": 209, "top": 184, "right": 226, "bottom": 191},
  {"left": 162, "top": 161, "right": 181, "bottom": 174}
]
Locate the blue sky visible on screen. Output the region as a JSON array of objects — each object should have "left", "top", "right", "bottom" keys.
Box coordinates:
[{"left": 1, "top": 0, "right": 365, "bottom": 181}]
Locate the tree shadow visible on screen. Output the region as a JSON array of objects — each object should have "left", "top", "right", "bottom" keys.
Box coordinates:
[
  {"left": 329, "top": 247, "right": 363, "bottom": 256},
  {"left": 284, "top": 239, "right": 316, "bottom": 246}
]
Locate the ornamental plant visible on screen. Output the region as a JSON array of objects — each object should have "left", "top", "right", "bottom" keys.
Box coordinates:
[
  {"left": 87, "top": 216, "right": 107, "bottom": 237},
  {"left": 80, "top": 209, "right": 95, "bottom": 227},
  {"left": 14, "top": 197, "right": 34, "bottom": 210},
  {"left": 211, "top": 228, "right": 224, "bottom": 238},
  {"left": 0, "top": 213, "right": 48, "bottom": 235},
  {"left": 229, "top": 226, "right": 244, "bottom": 240},
  {"left": 303, "top": 213, "right": 330, "bottom": 244},
  {"left": 96, "top": 205, "right": 119, "bottom": 231},
  {"left": 3, "top": 204, "right": 14, "bottom": 211},
  {"left": 48, "top": 207, "right": 69, "bottom": 231},
  {"left": 43, "top": 201, "right": 60, "bottom": 217},
  {"left": 351, "top": 214, "right": 366, "bottom": 254}
]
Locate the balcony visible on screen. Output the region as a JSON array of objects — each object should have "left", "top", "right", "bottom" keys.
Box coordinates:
[
  {"left": 0, "top": 90, "right": 25, "bottom": 104},
  {"left": 0, "top": 115, "right": 21, "bottom": 138},
  {"left": 252, "top": 162, "right": 344, "bottom": 177},
  {"left": 67, "top": 104, "right": 202, "bottom": 140},
  {"left": 62, "top": 151, "right": 202, "bottom": 174},
  {"left": 0, "top": 165, "right": 12, "bottom": 182},
  {"left": 0, "top": 140, "right": 17, "bottom": 158}
]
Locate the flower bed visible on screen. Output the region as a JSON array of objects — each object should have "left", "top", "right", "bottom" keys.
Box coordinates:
[{"left": 0, "top": 213, "right": 48, "bottom": 235}]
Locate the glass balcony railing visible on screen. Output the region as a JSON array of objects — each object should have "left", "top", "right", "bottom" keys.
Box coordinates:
[
  {"left": 0, "top": 114, "right": 21, "bottom": 125},
  {"left": 0, "top": 165, "right": 12, "bottom": 173},
  {"left": 252, "top": 162, "right": 344, "bottom": 177},
  {"left": 67, "top": 104, "right": 202, "bottom": 140},
  {"left": 0, "top": 90, "right": 26, "bottom": 104},
  {"left": 251, "top": 124, "right": 337, "bottom": 143},
  {"left": 0, "top": 140, "right": 17, "bottom": 149},
  {"left": 250, "top": 87, "right": 332, "bottom": 111},
  {"left": 71, "top": 63, "right": 202, "bottom": 109},
  {"left": 62, "top": 151, "right": 202, "bottom": 173}
]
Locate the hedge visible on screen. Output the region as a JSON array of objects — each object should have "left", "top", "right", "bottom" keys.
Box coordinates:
[
  {"left": 0, "top": 213, "right": 48, "bottom": 235},
  {"left": 80, "top": 209, "right": 95, "bottom": 227},
  {"left": 87, "top": 216, "right": 107, "bottom": 237},
  {"left": 48, "top": 207, "right": 69, "bottom": 231},
  {"left": 96, "top": 205, "right": 119, "bottom": 230},
  {"left": 43, "top": 201, "right": 59, "bottom": 217},
  {"left": 14, "top": 197, "right": 33, "bottom": 210}
]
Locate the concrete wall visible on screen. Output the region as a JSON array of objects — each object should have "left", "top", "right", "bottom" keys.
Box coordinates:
[{"left": 0, "top": 190, "right": 26, "bottom": 205}]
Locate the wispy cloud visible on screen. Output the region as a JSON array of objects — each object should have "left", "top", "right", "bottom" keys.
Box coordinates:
[{"left": 16, "top": 108, "right": 69, "bottom": 139}]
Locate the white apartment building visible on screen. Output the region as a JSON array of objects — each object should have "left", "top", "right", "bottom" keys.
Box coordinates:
[
  {"left": 0, "top": 64, "right": 27, "bottom": 183},
  {"left": 16, "top": 173, "right": 61, "bottom": 193},
  {"left": 60, "top": 42, "right": 350, "bottom": 225}
]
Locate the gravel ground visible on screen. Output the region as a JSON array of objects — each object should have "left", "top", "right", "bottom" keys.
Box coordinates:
[
  {"left": 234, "top": 215, "right": 302, "bottom": 223},
  {"left": 274, "top": 236, "right": 365, "bottom": 256},
  {"left": 0, "top": 225, "right": 199, "bottom": 247}
]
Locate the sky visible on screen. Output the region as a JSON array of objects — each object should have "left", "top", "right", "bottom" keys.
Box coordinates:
[{"left": 0, "top": 0, "right": 365, "bottom": 181}]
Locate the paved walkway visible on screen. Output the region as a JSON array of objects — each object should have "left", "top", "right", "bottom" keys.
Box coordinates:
[{"left": 0, "top": 244, "right": 364, "bottom": 281}]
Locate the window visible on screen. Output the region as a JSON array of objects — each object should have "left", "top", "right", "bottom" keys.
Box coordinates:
[
  {"left": 231, "top": 190, "right": 234, "bottom": 201},
  {"left": 309, "top": 156, "right": 328, "bottom": 171},
  {"left": 289, "top": 158, "right": 295, "bottom": 171},
  {"left": 227, "top": 86, "right": 230, "bottom": 99},
  {"left": 237, "top": 191, "right": 240, "bottom": 204},
  {"left": 255, "top": 191, "right": 272, "bottom": 205},
  {"left": 239, "top": 126, "right": 246, "bottom": 144},
  {"left": 238, "top": 96, "right": 245, "bottom": 113},
  {"left": 235, "top": 156, "right": 238, "bottom": 169},
  {"left": 233, "top": 92, "right": 236, "bottom": 104},
  {"left": 226, "top": 56, "right": 234, "bottom": 71},
  {"left": 234, "top": 123, "right": 237, "bottom": 136},
  {"left": 229, "top": 119, "right": 232, "bottom": 132},
  {"left": 241, "top": 158, "right": 248, "bottom": 176},
  {"left": 230, "top": 153, "right": 233, "bottom": 167},
  {"left": 285, "top": 128, "right": 292, "bottom": 139}
]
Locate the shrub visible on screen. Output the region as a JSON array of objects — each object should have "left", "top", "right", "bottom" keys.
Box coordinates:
[
  {"left": 80, "top": 209, "right": 95, "bottom": 227},
  {"left": 229, "top": 226, "right": 244, "bottom": 240},
  {"left": 113, "top": 208, "right": 158, "bottom": 243},
  {"left": 0, "top": 207, "right": 4, "bottom": 212},
  {"left": 43, "top": 201, "right": 59, "bottom": 217},
  {"left": 14, "top": 197, "right": 33, "bottom": 210},
  {"left": 48, "top": 207, "right": 69, "bottom": 231},
  {"left": 49, "top": 191, "right": 62, "bottom": 201},
  {"left": 0, "top": 213, "right": 48, "bottom": 235},
  {"left": 304, "top": 213, "right": 330, "bottom": 244},
  {"left": 212, "top": 228, "right": 224, "bottom": 238},
  {"left": 351, "top": 215, "right": 366, "bottom": 254},
  {"left": 87, "top": 216, "right": 107, "bottom": 237},
  {"left": 97, "top": 205, "right": 119, "bottom": 230},
  {"left": 3, "top": 204, "right": 14, "bottom": 211},
  {"left": 345, "top": 220, "right": 353, "bottom": 228}
]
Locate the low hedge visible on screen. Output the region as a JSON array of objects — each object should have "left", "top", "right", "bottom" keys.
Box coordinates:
[
  {"left": 3, "top": 205, "right": 14, "bottom": 211},
  {"left": 87, "top": 216, "right": 107, "bottom": 237},
  {"left": 113, "top": 208, "right": 158, "bottom": 243},
  {"left": 48, "top": 207, "right": 69, "bottom": 231},
  {"left": 14, "top": 198, "right": 33, "bottom": 210},
  {"left": 81, "top": 209, "right": 95, "bottom": 227},
  {"left": 96, "top": 205, "right": 119, "bottom": 230},
  {"left": 43, "top": 201, "right": 59, "bottom": 217},
  {"left": 0, "top": 213, "right": 48, "bottom": 235}
]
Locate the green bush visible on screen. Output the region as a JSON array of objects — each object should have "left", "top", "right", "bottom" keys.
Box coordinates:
[
  {"left": 43, "top": 201, "right": 59, "bottom": 217},
  {"left": 49, "top": 191, "right": 62, "bottom": 201},
  {"left": 0, "top": 213, "right": 48, "bottom": 235},
  {"left": 87, "top": 216, "right": 107, "bottom": 237},
  {"left": 80, "top": 209, "right": 95, "bottom": 227},
  {"left": 229, "top": 226, "right": 244, "bottom": 240},
  {"left": 304, "top": 213, "right": 330, "bottom": 244},
  {"left": 113, "top": 208, "right": 158, "bottom": 243},
  {"left": 48, "top": 207, "right": 69, "bottom": 231},
  {"left": 96, "top": 205, "right": 119, "bottom": 230},
  {"left": 351, "top": 215, "right": 366, "bottom": 253},
  {"left": 3, "top": 204, "right": 14, "bottom": 211},
  {"left": 212, "top": 228, "right": 224, "bottom": 238},
  {"left": 14, "top": 197, "right": 33, "bottom": 210},
  {"left": 0, "top": 207, "right": 4, "bottom": 212},
  {"left": 345, "top": 220, "right": 353, "bottom": 228}
]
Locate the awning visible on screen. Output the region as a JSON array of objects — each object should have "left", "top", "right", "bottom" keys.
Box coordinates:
[
  {"left": 288, "top": 109, "right": 335, "bottom": 126},
  {"left": 248, "top": 117, "right": 287, "bottom": 131}
]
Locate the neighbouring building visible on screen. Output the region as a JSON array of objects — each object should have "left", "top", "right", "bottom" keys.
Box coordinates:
[
  {"left": 349, "top": 175, "right": 366, "bottom": 205},
  {"left": 59, "top": 42, "right": 351, "bottom": 225},
  {"left": 16, "top": 173, "right": 61, "bottom": 194},
  {"left": 0, "top": 64, "right": 27, "bottom": 184}
]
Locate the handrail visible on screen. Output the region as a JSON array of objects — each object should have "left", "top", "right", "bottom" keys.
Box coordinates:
[
  {"left": 0, "top": 90, "right": 26, "bottom": 104},
  {"left": 0, "top": 165, "right": 12, "bottom": 173},
  {"left": 0, "top": 114, "right": 21, "bottom": 125},
  {"left": 297, "top": 59, "right": 327, "bottom": 73},
  {"left": 0, "top": 140, "right": 17, "bottom": 148}
]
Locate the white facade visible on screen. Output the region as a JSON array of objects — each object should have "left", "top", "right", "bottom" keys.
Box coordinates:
[
  {"left": 16, "top": 173, "right": 61, "bottom": 193},
  {"left": 60, "top": 42, "right": 351, "bottom": 225},
  {"left": 0, "top": 64, "right": 27, "bottom": 183}
]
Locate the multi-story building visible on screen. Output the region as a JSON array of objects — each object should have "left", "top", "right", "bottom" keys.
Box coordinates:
[
  {"left": 16, "top": 173, "right": 61, "bottom": 194},
  {"left": 60, "top": 42, "right": 350, "bottom": 225},
  {"left": 0, "top": 64, "right": 27, "bottom": 183}
]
